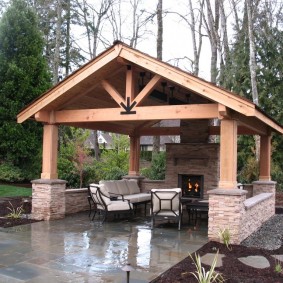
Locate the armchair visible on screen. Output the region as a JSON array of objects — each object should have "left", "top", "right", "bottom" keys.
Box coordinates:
[
  {"left": 89, "top": 184, "right": 133, "bottom": 223},
  {"left": 151, "top": 188, "right": 182, "bottom": 230}
]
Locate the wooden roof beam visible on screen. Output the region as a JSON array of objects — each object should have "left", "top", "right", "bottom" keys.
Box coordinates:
[
  {"left": 254, "top": 109, "right": 283, "bottom": 134},
  {"left": 119, "top": 48, "right": 256, "bottom": 116},
  {"left": 139, "top": 127, "right": 181, "bottom": 136},
  {"left": 209, "top": 125, "right": 264, "bottom": 135},
  {"left": 101, "top": 79, "right": 124, "bottom": 106},
  {"left": 135, "top": 74, "right": 162, "bottom": 106},
  {"left": 17, "top": 47, "right": 119, "bottom": 123},
  {"left": 231, "top": 112, "right": 268, "bottom": 136},
  {"left": 65, "top": 122, "right": 132, "bottom": 135},
  {"left": 53, "top": 104, "right": 219, "bottom": 123},
  {"left": 126, "top": 65, "right": 135, "bottom": 101}
]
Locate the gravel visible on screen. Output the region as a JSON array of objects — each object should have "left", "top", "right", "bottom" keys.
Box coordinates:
[{"left": 241, "top": 214, "right": 283, "bottom": 250}]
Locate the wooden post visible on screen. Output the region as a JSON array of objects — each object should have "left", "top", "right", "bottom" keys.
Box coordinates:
[
  {"left": 219, "top": 119, "right": 238, "bottom": 189},
  {"left": 126, "top": 65, "right": 135, "bottom": 101},
  {"left": 41, "top": 124, "right": 58, "bottom": 179},
  {"left": 259, "top": 135, "right": 271, "bottom": 181},
  {"left": 129, "top": 135, "right": 140, "bottom": 176}
]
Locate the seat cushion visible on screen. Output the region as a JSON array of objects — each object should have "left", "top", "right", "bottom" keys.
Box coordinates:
[
  {"left": 151, "top": 188, "right": 181, "bottom": 213},
  {"left": 153, "top": 210, "right": 180, "bottom": 217},
  {"left": 116, "top": 180, "right": 130, "bottom": 195},
  {"left": 100, "top": 181, "right": 119, "bottom": 194},
  {"left": 126, "top": 179, "right": 140, "bottom": 194},
  {"left": 107, "top": 200, "right": 133, "bottom": 211},
  {"left": 118, "top": 193, "right": 151, "bottom": 203}
]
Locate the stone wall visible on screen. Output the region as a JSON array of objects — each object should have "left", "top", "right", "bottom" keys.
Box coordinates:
[
  {"left": 241, "top": 193, "right": 274, "bottom": 242},
  {"left": 276, "top": 192, "right": 283, "bottom": 207},
  {"left": 165, "top": 143, "right": 220, "bottom": 198},
  {"left": 242, "top": 184, "right": 253, "bottom": 198},
  {"left": 208, "top": 181, "right": 276, "bottom": 244},
  {"left": 65, "top": 188, "right": 89, "bottom": 214},
  {"left": 140, "top": 180, "right": 166, "bottom": 192},
  {"left": 208, "top": 189, "right": 247, "bottom": 244}
]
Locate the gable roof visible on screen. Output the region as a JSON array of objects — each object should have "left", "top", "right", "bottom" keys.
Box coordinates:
[{"left": 17, "top": 41, "right": 283, "bottom": 135}]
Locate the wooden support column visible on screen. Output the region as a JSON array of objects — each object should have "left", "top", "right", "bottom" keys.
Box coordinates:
[
  {"left": 129, "top": 135, "right": 140, "bottom": 176},
  {"left": 219, "top": 119, "right": 238, "bottom": 189},
  {"left": 41, "top": 124, "right": 59, "bottom": 179},
  {"left": 259, "top": 135, "right": 271, "bottom": 181}
]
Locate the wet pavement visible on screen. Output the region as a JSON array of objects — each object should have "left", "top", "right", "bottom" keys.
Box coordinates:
[{"left": 0, "top": 212, "right": 208, "bottom": 282}]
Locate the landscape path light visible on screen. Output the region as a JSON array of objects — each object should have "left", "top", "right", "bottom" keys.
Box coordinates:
[{"left": 121, "top": 263, "right": 135, "bottom": 283}]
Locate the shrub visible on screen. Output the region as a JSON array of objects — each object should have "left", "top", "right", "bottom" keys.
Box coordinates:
[
  {"left": 141, "top": 152, "right": 166, "bottom": 180},
  {"left": 94, "top": 149, "right": 129, "bottom": 181},
  {"left": 0, "top": 162, "right": 24, "bottom": 182},
  {"left": 237, "top": 156, "right": 259, "bottom": 184}
]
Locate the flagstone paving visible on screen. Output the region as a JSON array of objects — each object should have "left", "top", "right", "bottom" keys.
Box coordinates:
[
  {"left": 238, "top": 255, "right": 271, "bottom": 269},
  {"left": 0, "top": 212, "right": 208, "bottom": 282}
]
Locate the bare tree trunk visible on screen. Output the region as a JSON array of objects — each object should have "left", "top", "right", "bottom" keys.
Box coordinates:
[
  {"left": 247, "top": 0, "right": 260, "bottom": 161},
  {"left": 188, "top": 0, "right": 205, "bottom": 76},
  {"left": 205, "top": 0, "right": 220, "bottom": 84},
  {"left": 204, "top": 0, "right": 221, "bottom": 143},
  {"left": 156, "top": 0, "right": 163, "bottom": 60},
  {"left": 65, "top": 0, "right": 71, "bottom": 76},
  {"left": 247, "top": 0, "right": 259, "bottom": 106},
  {"left": 231, "top": 0, "right": 241, "bottom": 33},
  {"left": 76, "top": 0, "right": 113, "bottom": 160},
  {"left": 53, "top": 0, "right": 62, "bottom": 84},
  {"left": 152, "top": 0, "right": 163, "bottom": 155}
]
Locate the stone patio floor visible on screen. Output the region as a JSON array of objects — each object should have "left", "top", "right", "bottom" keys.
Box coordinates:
[{"left": 0, "top": 212, "right": 208, "bottom": 282}]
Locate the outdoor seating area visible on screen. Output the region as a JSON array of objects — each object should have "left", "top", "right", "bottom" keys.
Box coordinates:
[
  {"left": 88, "top": 183, "right": 209, "bottom": 230},
  {"left": 99, "top": 179, "right": 151, "bottom": 212}
]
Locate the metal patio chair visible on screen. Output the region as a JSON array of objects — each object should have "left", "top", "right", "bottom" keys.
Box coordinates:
[
  {"left": 89, "top": 184, "right": 133, "bottom": 223},
  {"left": 151, "top": 188, "right": 182, "bottom": 230}
]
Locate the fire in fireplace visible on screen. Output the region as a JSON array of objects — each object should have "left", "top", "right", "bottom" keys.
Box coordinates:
[{"left": 178, "top": 174, "right": 204, "bottom": 198}]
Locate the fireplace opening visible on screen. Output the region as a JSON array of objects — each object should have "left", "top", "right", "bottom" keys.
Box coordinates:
[{"left": 178, "top": 174, "right": 204, "bottom": 199}]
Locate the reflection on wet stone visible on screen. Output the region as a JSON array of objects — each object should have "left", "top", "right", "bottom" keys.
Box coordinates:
[{"left": 0, "top": 212, "right": 208, "bottom": 282}]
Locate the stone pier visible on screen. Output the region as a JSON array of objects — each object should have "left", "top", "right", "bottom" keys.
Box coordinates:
[{"left": 31, "top": 179, "right": 66, "bottom": 220}]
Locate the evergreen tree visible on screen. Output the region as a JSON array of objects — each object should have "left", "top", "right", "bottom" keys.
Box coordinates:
[
  {"left": 0, "top": 0, "right": 51, "bottom": 181},
  {"left": 219, "top": 3, "right": 283, "bottom": 187}
]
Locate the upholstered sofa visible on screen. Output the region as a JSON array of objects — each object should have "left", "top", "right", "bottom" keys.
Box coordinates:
[{"left": 98, "top": 179, "right": 151, "bottom": 205}]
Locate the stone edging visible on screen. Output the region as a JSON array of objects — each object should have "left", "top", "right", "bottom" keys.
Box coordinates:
[
  {"left": 244, "top": 193, "right": 273, "bottom": 210},
  {"left": 65, "top": 188, "right": 88, "bottom": 194},
  {"left": 207, "top": 188, "right": 247, "bottom": 196}
]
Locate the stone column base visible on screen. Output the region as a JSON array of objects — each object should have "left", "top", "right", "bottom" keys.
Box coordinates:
[
  {"left": 31, "top": 179, "right": 67, "bottom": 220},
  {"left": 252, "top": 180, "right": 276, "bottom": 195},
  {"left": 208, "top": 188, "right": 247, "bottom": 245}
]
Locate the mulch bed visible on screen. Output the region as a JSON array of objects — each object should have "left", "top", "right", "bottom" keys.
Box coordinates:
[
  {"left": 151, "top": 208, "right": 283, "bottom": 283},
  {"left": 150, "top": 240, "right": 283, "bottom": 283},
  {"left": 0, "top": 197, "right": 40, "bottom": 228}
]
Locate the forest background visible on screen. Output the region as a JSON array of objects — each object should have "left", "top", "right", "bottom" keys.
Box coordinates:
[{"left": 0, "top": 0, "right": 282, "bottom": 189}]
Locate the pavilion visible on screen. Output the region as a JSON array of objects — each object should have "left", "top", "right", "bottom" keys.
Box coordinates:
[{"left": 17, "top": 41, "right": 283, "bottom": 244}]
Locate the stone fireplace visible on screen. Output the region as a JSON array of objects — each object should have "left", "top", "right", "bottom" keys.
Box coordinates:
[{"left": 164, "top": 120, "right": 220, "bottom": 199}]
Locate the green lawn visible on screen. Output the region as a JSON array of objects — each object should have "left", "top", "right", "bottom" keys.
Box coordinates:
[{"left": 0, "top": 185, "right": 32, "bottom": 197}]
